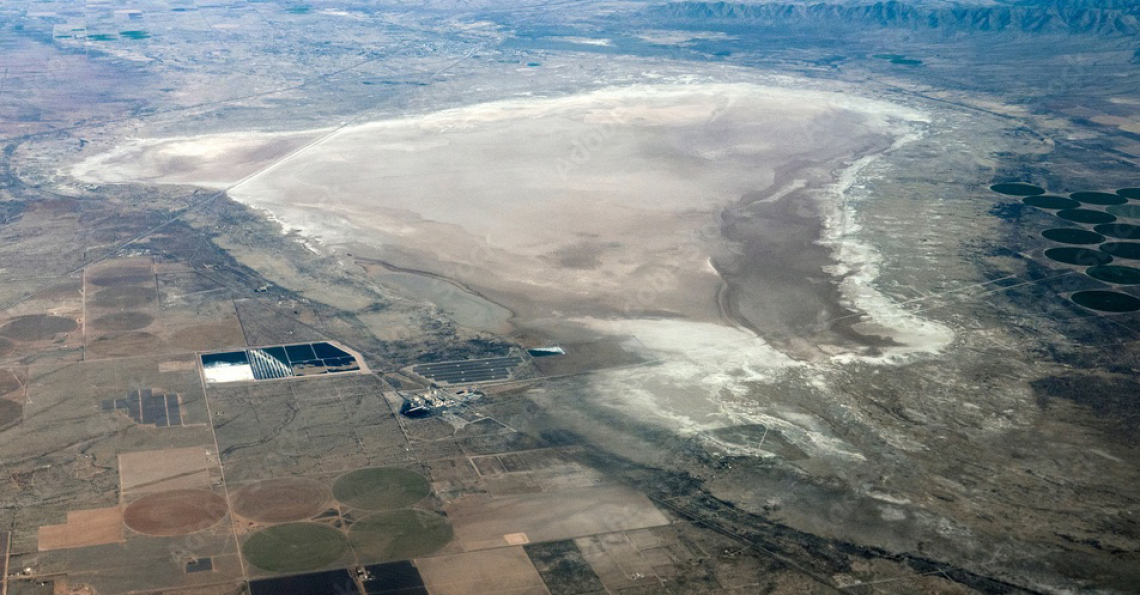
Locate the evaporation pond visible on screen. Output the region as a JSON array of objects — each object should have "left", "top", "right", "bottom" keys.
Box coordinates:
[
  {"left": 312, "top": 342, "right": 351, "bottom": 359},
  {"left": 284, "top": 343, "right": 317, "bottom": 362},
  {"left": 201, "top": 351, "right": 249, "bottom": 366}
]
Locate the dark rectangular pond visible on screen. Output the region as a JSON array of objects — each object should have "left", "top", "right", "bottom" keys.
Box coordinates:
[
  {"left": 249, "top": 568, "right": 357, "bottom": 595},
  {"left": 361, "top": 561, "right": 428, "bottom": 595}
]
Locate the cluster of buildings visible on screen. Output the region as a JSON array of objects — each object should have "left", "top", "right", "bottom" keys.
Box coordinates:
[{"left": 399, "top": 386, "right": 484, "bottom": 418}]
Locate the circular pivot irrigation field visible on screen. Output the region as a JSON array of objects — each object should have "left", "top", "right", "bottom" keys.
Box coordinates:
[
  {"left": 1069, "top": 290, "right": 1140, "bottom": 313},
  {"left": 1000, "top": 183, "right": 1140, "bottom": 313},
  {"left": 231, "top": 477, "right": 332, "bottom": 523},
  {"left": 242, "top": 522, "right": 349, "bottom": 572},
  {"left": 90, "top": 311, "right": 154, "bottom": 331},
  {"left": 347, "top": 510, "right": 454, "bottom": 562},
  {"left": 0, "top": 315, "right": 77, "bottom": 341},
  {"left": 1043, "top": 247, "right": 1113, "bottom": 266},
  {"left": 332, "top": 467, "right": 431, "bottom": 511},
  {"left": 1022, "top": 195, "right": 1080, "bottom": 210},
  {"left": 92, "top": 286, "right": 156, "bottom": 308},
  {"left": 991, "top": 182, "right": 1045, "bottom": 196},
  {"left": 123, "top": 489, "right": 228, "bottom": 536}
]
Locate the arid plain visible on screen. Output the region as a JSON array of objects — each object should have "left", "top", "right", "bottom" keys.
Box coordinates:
[{"left": 5, "top": 1, "right": 1140, "bottom": 595}]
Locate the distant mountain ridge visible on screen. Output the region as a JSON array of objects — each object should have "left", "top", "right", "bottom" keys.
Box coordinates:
[
  {"left": 649, "top": 0, "right": 1140, "bottom": 36},
  {"left": 1003, "top": 0, "right": 1140, "bottom": 16}
]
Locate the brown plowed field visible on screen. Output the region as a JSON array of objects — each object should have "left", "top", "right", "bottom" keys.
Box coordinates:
[
  {"left": 230, "top": 478, "right": 331, "bottom": 523},
  {"left": 123, "top": 489, "right": 228, "bottom": 536},
  {"left": 38, "top": 508, "right": 124, "bottom": 551}
]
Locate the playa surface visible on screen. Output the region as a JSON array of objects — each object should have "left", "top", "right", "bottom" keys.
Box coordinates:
[{"left": 75, "top": 84, "right": 940, "bottom": 359}]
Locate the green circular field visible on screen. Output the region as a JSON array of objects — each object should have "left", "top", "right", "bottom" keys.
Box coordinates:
[
  {"left": 1094, "top": 223, "right": 1140, "bottom": 240},
  {"left": 1106, "top": 204, "right": 1140, "bottom": 219},
  {"left": 990, "top": 182, "right": 1045, "bottom": 196},
  {"left": 1056, "top": 209, "right": 1116, "bottom": 224},
  {"left": 1101, "top": 242, "right": 1140, "bottom": 260},
  {"left": 1070, "top": 290, "right": 1140, "bottom": 313},
  {"left": 1086, "top": 265, "right": 1140, "bottom": 285},
  {"left": 347, "top": 510, "right": 453, "bottom": 562},
  {"left": 241, "top": 522, "right": 349, "bottom": 572},
  {"left": 1023, "top": 195, "right": 1080, "bottom": 210},
  {"left": 1044, "top": 247, "right": 1113, "bottom": 266},
  {"left": 1072, "top": 191, "right": 1128, "bottom": 206},
  {"left": 1041, "top": 228, "right": 1104, "bottom": 245},
  {"left": 332, "top": 468, "right": 431, "bottom": 510}
]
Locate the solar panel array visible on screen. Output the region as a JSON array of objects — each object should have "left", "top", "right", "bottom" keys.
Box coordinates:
[
  {"left": 184, "top": 558, "right": 212, "bottom": 573},
  {"left": 411, "top": 356, "right": 523, "bottom": 384},
  {"left": 101, "top": 388, "right": 182, "bottom": 427}
]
